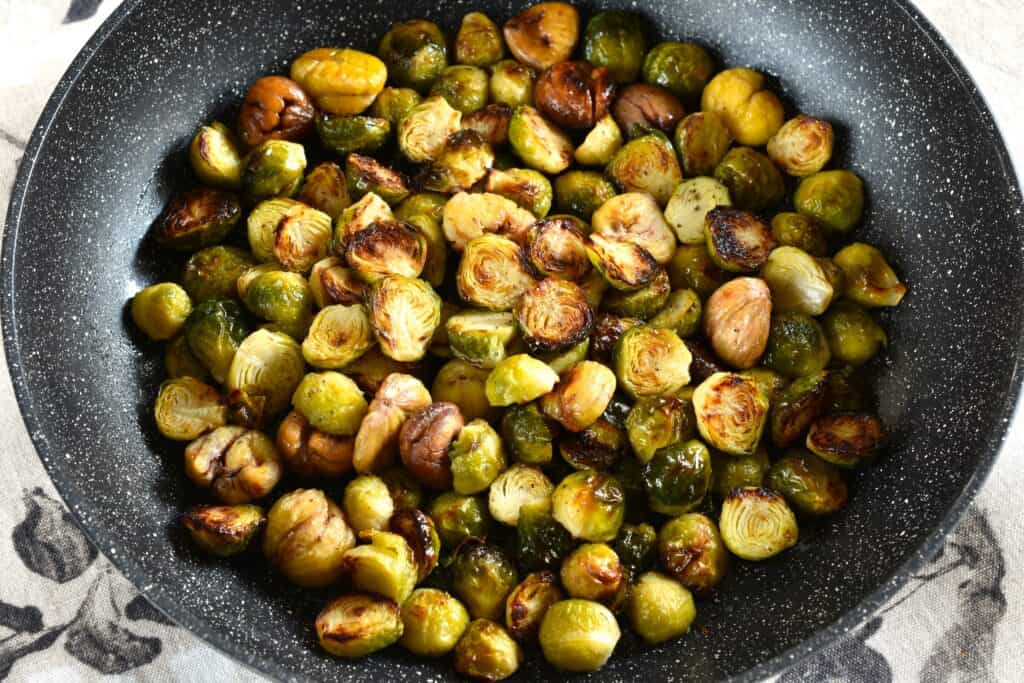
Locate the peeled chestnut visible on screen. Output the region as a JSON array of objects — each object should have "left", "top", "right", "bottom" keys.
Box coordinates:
[
  {"left": 612, "top": 83, "right": 685, "bottom": 136},
  {"left": 276, "top": 411, "right": 355, "bottom": 478},
  {"left": 238, "top": 76, "right": 316, "bottom": 147},
  {"left": 399, "top": 402, "right": 464, "bottom": 489},
  {"left": 534, "top": 61, "right": 615, "bottom": 130}
]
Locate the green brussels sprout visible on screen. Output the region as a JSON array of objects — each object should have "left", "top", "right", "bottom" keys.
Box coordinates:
[
  {"left": 582, "top": 11, "right": 646, "bottom": 83},
  {"left": 627, "top": 571, "right": 697, "bottom": 644},
  {"left": 711, "top": 447, "right": 770, "bottom": 499},
  {"left": 739, "top": 368, "right": 787, "bottom": 406},
  {"left": 579, "top": 269, "right": 611, "bottom": 308},
  {"left": 601, "top": 265, "right": 668, "bottom": 320},
  {"left": 821, "top": 300, "right": 888, "bottom": 365},
  {"left": 394, "top": 191, "right": 448, "bottom": 223},
  {"left": 132, "top": 282, "right": 193, "bottom": 341},
  {"left": 505, "top": 570, "right": 564, "bottom": 642},
  {"left": 770, "top": 212, "right": 828, "bottom": 257},
  {"left": 674, "top": 111, "right": 733, "bottom": 178},
  {"left": 692, "top": 372, "right": 769, "bottom": 456},
  {"left": 515, "top": 279, "right": 594, "bottom": 355},
  {"left": 719, "top": 487, "right": 799, "bottom": 561},
  {"left": 793, "top": 169, "right": 865, "bottom": 236},
  {"left": 667, "top": 244, "right": 730, "bottom": 298},
  {"left": 182, "top": 503, "right": 264, "bottom": 557},
  {"left": 489, "top": 59, "right": 537, "bottom": 107},
  {"left": 263, "top": 488, "right": 354, "bottom": 585},
  {"left": 382, "top": 469, "right": 425, "bottom": 511},
  {"left": 763, "top": 312, "right": 832, "bottom": 377},
  {"left": 643, "top": 440, "right": 711, "bottom": 515},
  {"left": 190, "top": 121, "right": 243, "bottom": 189},
  {"left": 226, "top": 328, "right": 305, "bottom": 423},
  {"left": 649, "top": 289, "right": 703, "bottom": 338},
  {"left": 762, "top": 246, "right": 836, "bottom": 316},
  {"left": 768, "top": 449, "right": 848, "bottom": 515},
  {"left": 770, "top": 370, "right": 829, "bottom": 447},
  {"left": 488, "top": 464, "right": 555, "bottom": 526},
  {"left": 485, "top": 354, "right": 559, "bottom": 407},
  {"left": 457, "top": 234, "right": 535, "bottom": 312},
  {"left": 316, "top": 593, "right": 403, "bottom": 658},
  {"left": 446, "top": 310, "right": 516, "bottom": 369},
  {"left": 539, "top": 599, "right": 620, "bottom": 672},
  {"left": 613, "top": 325, "right": 692, "bottom": 399},
  {"left": 155, "top": 188, "right": 241, "bottom": 252},
  {"left": 343, "top": 474, "right": 395, "bottom": 533},
  {"left": 508, "top": 105, "right": 574, "bottom": 174},
  {"left": 379, "top": 19, "right": 448, "bottom": 93},
  {"left": 344, "top": 529, "right": 419, "bottom": 603},
  {"left": 398, "top": 96, "right": 463, "bottom": 163},
  {"left": 430, "top": 65, "right": 490, "bottom": 115},
  {"left": 432, "top": 358, "right": 499, "bottom": 423},
  {"left": 502, "top": 402, "right": 555, "bottom": 465},
  {"left": 713, "top": 146, "right": 785, "bottom": 212},
  {"left": 455, "top": 12, "right": 505, "bottom": 67},
  {"left": 451, "top": 541, "right": 519, "bottom": 620},
  {"left": 301, "top": 304, "right": 374, "bottom": 370},
  {"left": 291, "top": 371, "right": 368, "bottom": 436},
  {"left": 560, "top": 543, "right": 626, "bottom": 608},
  {"left": 345, "top": 221, "right": 428, "bottom": 283},
  {"left": 574, "top": 114, "right": 623, "bottom": 167},
  {"left": 516, "top": 501, "right": 574, "bottom": 571},
  {"left": 450, "top": 419, "right": 508, "bottom": 495},
  {"left": 643, "top": 41, "right": 714, "bottom": 102},
  {"left": 825, "top": 364, "right": 869, "bottom": 413},
  {"left": 185, "top": 299, "right": 251, "bottom": 383},
  {"left": 240, "top": 269, "right": 313, "bottom": 339},
  {"left": 418, "top": 130, "right": 494, "bottom": 194},
  {"left": 605, "top": 131, "right": 683, "bottom": 206},
  {"left": 657, "top": 513, "right": 729, "bottom": 593},
  {"left": 701, "top": 67, "right": 784, "bottom": 147},
  {"left": 525, "top": 217, "right": 591, "bottom": 283},
  {"left": 586, "top": 233, "right": 660, "bottom": 292},
  {"left": 704, "top": 206, "right": 777, "bottom": 273},
  {"left": 333, "top": 192, "right": 395, "bottom": 252},
  {"left": 367, "top": 275, "right": 442, "bottom": 362},
  {"left": 551, "top": 470, "right": 625, "bottom": 542},
  {"left": 612, "top": 522, "right": 657, "bottom": 576},
  {"left": 165, "top": 335, "right": 210, "bottom": 380},
  {"left": 388, "top": 509, "right": 440, "bottom": 582},
  {"left": 241, "top": 140, "right": 306, "bottom": 201},
  {"left": 625, "top": 396, "right": 694, "bottom": 463},
  {"left": 400, "top": 588, "right": 470, "bottom": 657},
  {"left": 485, "top": 168, "right": 553, "bottom": 217},
  {"left": 345, "top": 153, "right": 410, "bottom": 206},
  {"left": 539, "top": 337, "right": 590, "bottom": 374},
  {"left": 316, "top": 115, "right": 390, "bottom": 157},
  {"left": 308, "top": 257, "right": 365, "bottom": 308},
  {"left": 154, "top": 376, "right": 226, "bottom": 441},
  {"left": 806, "top": 413, "right": 886, "bottom": 467},
  {"left": 247, "top": 199, "right": 332, "bottom": 273},
  {"left": 298, "top": 161, "right": 351, "bottom": 221},
  {"left": 553, "top": 171, "right": 617, "bottom": 221},
  {"left": 833, "top": 242, "right": 907, "bottom": 307},
  {"left": 664, "top": 177, "right": 732, "bottom": 245},
  {"left": 182, "top": 246, "right": 256, "bottom": 303},
  {"left": 370, "top": 87, "right": 423, "bottom": 126},
  {"left": 454, "top": 619, "right": 523, "bottom": 680},
  {"left": 558, "top": 417, "right": 625, "bottom": 471},
  {"left": 429, "top": 492, "right": 490, "bottom": 549},
  {"left": 767, "top": 115, "right": 835, "bottom": 177}
]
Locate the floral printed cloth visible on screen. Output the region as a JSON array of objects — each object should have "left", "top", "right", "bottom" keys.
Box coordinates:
[{"left": 0, "top": 0, "right": 1022, "bottom": 681}]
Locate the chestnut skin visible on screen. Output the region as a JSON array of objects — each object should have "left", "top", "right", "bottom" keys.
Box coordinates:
[
  {"left": 534, "top": 61, "right": 615, "bottom": 130},
  {"left": 238, "top": 76, "right": 316, "bottom": 147},
  {"left": 612, "top": 83, "right": 685, "bottom": 136},
  {"left": 399, "top": 402, "right": 465, "bottom": 489}
]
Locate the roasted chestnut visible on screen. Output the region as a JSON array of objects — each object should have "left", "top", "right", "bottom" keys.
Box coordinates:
[
  {"left": 611, "top": 83, "right": 685, "bottom": 137},
  {"left": 534, "top": 61, "right": 615, "bottom": 130},
  {"left": 238, "top": 76, "right": 316, "bottom": 147},
  {"left": 399, "top": 402, "right": 464, "bottom": 489}
]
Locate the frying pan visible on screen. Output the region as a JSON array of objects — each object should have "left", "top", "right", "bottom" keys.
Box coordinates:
[{"left": 3, "top": 0, "right": 1023, "bottom": 680}]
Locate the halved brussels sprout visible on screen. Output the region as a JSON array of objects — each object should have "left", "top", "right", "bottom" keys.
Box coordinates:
[
  {"left": 740, "top": 367, "right": 787, "bottom": 407},
  {"left": 333, "top": 192, "right": 395, "bottom": 252},
  {"left": 551, "top": 171, "right": 614, "bottom": 221},
  {"left": 290, "top": 47, "right": 387, "bottom": 115},
  {"left": 276, "top": 411, "right": 355, "bottom": 478},
  {"left": 291, "top": 371, "right": 368, "bottom": 436},
  {"left": 626, "top": 395, "right": 693, "bottom": 463},
  {"left": 452, "top": 541, "right": 520, "bottom": 622},
  {"left": 506, "top": 570, "right": 564, "bottom": 643},
  {"left": 485, "top": 354, "right": 559, "bottom": 407},
  {"left": 762, "top": 246, "right": 836, "bottom": 316},
  {"left": 692, "top": 372, "right": 769, "bottom": 456},
  {"left": 628, "top": 571, "right": 696, "bottom": 645},
  {"left": 833, "top": 242, "right": 907, "bottom": 307},
  {"left": 711, "top": 447, "right": 770, "bottom": 499},
  {"left": 767, "top": 115, "right": 834, "bottom": 177},
  {"left": 190, "top": 121, "right": 243, "bottom": 189},
  {"left": 534, "top": 60, "right": 615, "bottom": 131},
  {"left": 454, "top": 12, "right": 504, "bottom": 67},
  {"left": 446, "top": 310, "right": 517, "bottom": 369},
  {"left": 184, "top": 426, "right": 282, "bottom": 503},
  {"left": 344, "top": 529, "right": 419, "bottom": 603},
  {"left": 443, "top": 191, "right": 538, "bottom": 251},
  {"left": 457, "top": 234, "right": 535, "bottom": 311},
  {"left": 664, "top": 176, "right": 732, "bottom": 245},
  {"left": 551, "top": 470, "right": 625, "bottom": 542},
  {"left": 369, "top": 86, "right": 423, "bottom": 126},
  {"left": 226, "top": 328, "right": 305, "bottom": 422},
  {"left": 345, "top": 221, "right": 428, "bottom": 283},
  {"left": 502, "top": 402, "right": 555, "bottom": 465},
  {"left": 821, "top": 300, "right": 888, "bottom": 365},
  {"left": 714, "top": 146, "right": 785, "bottom": 212},
  {"left": 400, "top": 588, "right": 470, "bottom": 657},
  {"left": 485, "top": 168, "right": 552, "bottom": 217},
  {"left": 587, "top": 234, "right": 661, "bottom": 296},
  {"left": 454, "top": 619, "right": 524, "bottom": 680},
  {"left": 182, "top": 503, "right": 264, "bottom": 557},
  {"left": 489, "top": 59, "right": 537, "bottom": 107},
  {"left": 432, "top": 359, "right": 499, "bottom": 423},
  {"left": 182, "top": 246, "right": 256, "bottom": 303},
  {"left": 352, "top": 373, "right": 432, "bottom": 474},
  {"left": 763, "top": 312, "right": 831, "bottom": 377},
  {"left": 308, "top": 257, "right": 366, "bottom": 308},
  {"left": 605, "top": 132, "right": 683, "bottom": 206},
  {"left": 154, "top": 377, "right": 226, "bottom": 441},
  {"left": 185, "top": 299, "right": 251, "bottom": 384},
  {"left": 701, "top": 67, "right": 784, "bottom": 146},
  {"left": 155, "top": 188, "right": 242, "bottom": 252},
  {"left": 539, "top": 361, "right": 616, "bottom": 433},
  {"left": 132, "top": 283, "right": 193, "bottom": 341},
  {"left": 247, "top": 198, "right": 332, "bottom": 273},
  {"left": 516, "top": 501, "right": 574, "bottom": 571},
  {"left": 389, "top": 508, "right": 440, "bottom": 581},
  {"left": 539, "top": 599, "right": 620, "bottom": 672},
  {"left": 298, "top": 162, "right": 351, "bottom": 222},
  {"left": 241, "top": 140, "right": 307, "bottom": 201},
  {"left": 240, "top": 269, "right": 314, "bottom": 339},
  {"left": 612, "top": 83, "right": 686, "bottom": 138},
  {"left": 613, "top": 325, "right": 692, "bottom": 399},
  {"left": 343, "top": 474, "right": 395, "bottom": 533},
  {"left": 488, "top": 464, "right": 555, "bottom": 526},
  {"left": 503, "top": 2, "right": 580, "bottom": 71},
  {"left": 165, "top": 335, "right": 210, "bottom": 380},
  {"left": 429, "top": 492, "right": 490, "bottom": 549},
  {"left": 591, "top": 192, "right": 675, "bottom": 264},
  {"left": 508, "top": 105, "right": 574, "bottom": 174},
  {"left": 768, "top": 450, "right": 848, "bottom": 515},
  {"left": 419, "top": 130, "right": 494, "bottom": 194},
  {"left": 462, "top": 103, "right": 513, "bottom": 147},
  {"left": 643, "top": 439, "right": 712, "bottom": 515},
  {"left": 667, "top": 244, "right": 730, "bottom": 298},
  {"left": 674, "top": 111, "right": 733, "bottom": 178},
  {"left": 770, "top": 370, "right": 829, "bottom": 447},
  {"left": 317, "top": 115, "right": 391, "bottom": 156},
  {"left": 345, "top": 153, "right": 409, "bottom": 206},
  {"left": 806, "top": 413, "right": 886, "bottom": 467},
  {"left": 301, "top": 304, "right": 374, "bottom": 370},
  {"left": 450, "top": 419, "right": 508, "bottom": 495},
  {"left": 367, "top": 275, "right": 442, "bottom": 362},
  {"left": 643, "top": 41, "right": 713, "bottom": 102},
  {"left": 704, "top": 206, "right": 777, "bottom": 273},
  {"left": 582, "top": 11, "right": 645, "bottom": 83},
  {"left": 514, "top": 278, "right": 593, "bottom": 354},
  {"left": 657, "top": 512, "right": 729, "bottom": 593},
  {"left": 770, "top": 212, "right": 828, "bottom": 257},
  {"left": 719, "top": 487, "right": 799, "bottom": 561},
  {"left": 649, "top": 289, "right": 703, "bottom": 338},
  {"left": 379, "top": 19, "right": 448, "bottom": 92},
  {"left": 398, "top": 96, "right": 463, "bottom": 163},
  {"left": 430, "top": 65, "right": 490, "bottom": 115},
  {"left": 399, "top": 402, "right": 464, "bottom": 489},
  {"left": 316, "top": 593, "right": 403, "bottom": 658},
  {"left": 603, "top": 267, "right": 672, "bottom": 319},
  {"left": 525, "top": 217, "right": 591, "bottom": 282}
]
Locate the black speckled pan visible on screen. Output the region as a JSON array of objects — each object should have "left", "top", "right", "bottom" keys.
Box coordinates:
[{"left": 3, "top": 0, "right": 1023, "bottom": 680}]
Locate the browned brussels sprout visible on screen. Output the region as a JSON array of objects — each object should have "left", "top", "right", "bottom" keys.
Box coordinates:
[
  {"left": 489, "top": 59, "right": 537, "bottom": 107},
  {"left": 378, "top": 19, "right": 448, "bottom": 93},
  {"left": 806, "top": 413, "right": 886, "bottom": 467},
  {"left": 370, "top": 86, "right": 423, "bottom": 126},
  {"left": 399, "top": 587, "right": 469, "bottom": 657},
  {"left": 462, "top": 103, "right": 513, "bottom": 148},
  {"left": 430, "top": 65, "right": 491, "bottom": 115},
  {"left": 418, "top": 130, "right": 495, "bottom": 194},
  {"left": 793, "top": 170, "right": 865, "bottom": 236},
  {"left": 767, "top": 115, "right": 835, "bottom": 177},
  {"left": 642, "top": 42, "right": 714, "bottom": 103},
  {"left": 485, "top": 167, "right": 552, "bottom": 217},
  {"left": 560, "top": 543, "right": 626, "bottom": 608},
  {"left": 553, "top": 171, "right": 617, "bottom": 221},
  {"left": 625, "top": 396, "right": 694, "bottom": 463},
  {"left": 190, "top": 121, "right": 244, "bottom": 189},
  {"left": 613, "top": 325, "right": 692, "bottom": 399},
  {"left": 182, "top": 246, "right": 256, "bottom": 303},
  {"left": 719, "top": 487, "right": 799, "bottom": 561},
  {"left": 514, "top": 278, "right": 593, "bottom": 354},
  {"left": 503, "top": 2, "right": 580, "bottom": 71},
  {"left": 650, "top": 289, "right": 703, "bottom": 339},
  {"left": 535, "top": 61, "right": 615, "bottom": 130},
  {"left": 551, "top": 470, "right": 625, "bottom": 542},
  {"left": 454, "top": 619, "right": 523, "bottom": 680},
  {"left": 345, "top": 221, "right": 428, "bottom": 283},
  {"left": 308, "top": 257, "right": 365, "bottom": 308},
  {"left": 767, "top": 449, "right": 848, "bottom": 515},
  {"left": 657, "top": 512, "right": 729, "bottom": 594},
  {"left": 586, "top": 233, "right": 659, "bottom": 292},
  {"left": 430, "top": 492, "right": 490, "bottom": 549},
  {"left": 457, "top": 234, "right": 536, "bottom": 311},
  {"left": 674, "top": 111, "right": 732, "bottom": 178},
  {"left": 692, "top": 372, "right": 769, "bottom": 456},
  {"left": 526, "top": 217, "right": 592, "bottom": 281},
  {"left": 367, "top": 275, "right": 442, "bottom": 361},
  {"left": 602, "top": 268, "right": 671, "bottom": 319},
  {"left": 833, "top": 242, "right": 907, "bottom": 307},
  {"left": 182, "top": 503, "right": 265, "bottom": 557},
  {"left": 508, "top": 105, "right": 575, "bottom": 175},
  {"left": 704, "top": 207, "right": 777, "bottom": 273},
  {"left": 506, "top": 570, "right": 564, "bottom": 643},
  {"left": 770, "top": 370, "right": 829, "bottom": 447},
  {"left": 711, "top": 448, "right": 770, "bottom": 499},
  {"left": 316, "top": 593, "right": 402, "bottom": 658},
  {"left": 667, "top": 244, "right": 730, "bottom": 298},
  {"left": 714, "top": 146, "right": 785, "bottom": 211},
  {"left": 558, "top": 417, "right": 625, "bottom": 471},
  {"left": 155, "top": 188, "right": 241, "bottom": 252},
  {"left": 345, "top": 153, "right": 409, "bottom": 206},
  {"left": 605, "top": 131, "right": 683, "bottom": 205},
  {"left": 389, "top": 508, "right": 441, "bottom": 581},
  {"left": 770, "top": 212, "right": 828, "bottom": 257}
]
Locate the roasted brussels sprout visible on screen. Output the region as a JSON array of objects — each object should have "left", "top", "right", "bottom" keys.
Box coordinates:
[
  {"left": 403, "top": 215, "right": 448, "bottom": 289},
  {"left": 345, "top": 222, "right": 427, "bottom": 284},
  {"left": 719, "top": 487, "right": 799, "bottom": 561},
  {"left": 263, "top": 488, "right": 355, "bottom": 586},
  {"left": 673, "top": 111, "right": 732, "bottom": 178},
  {"left": 508, "top": 105, "right": 574, "bottom": 175},
  {"left": 155, "top": 188, "right": 241, "bottom": 252},
  {"left": 612, "top": 83, "right": 686, "bottom": 138},
  {"left": 513, "top": 279, "right": 593, "bottom": 355},
  {"left": 592, "top": 192, "right": 676, "bottom": 265},
  {"left": 535, "top": 61, "right": 615, "bottom": 130},
  {"left": 276, "top": 410, "right": 355, "bottom": 478},
  {"left": 226, "top": 328, "right": 305, "bottom": 423},
  {"left": 462, "top": 103, "right": 514, "bottom": 147},
  {"left": 763, "top": 312, "right": 831, "bottom": 377},
  {"left": 398, "top": 96, "right": 463, "bottom": 163},
  {"left": 664, "top": 176, "right": 732, "bottom": 245},
  {"left": 574, "top": 114, "right": 624, "bottom": 166},
  {"left": 505, "top": 570, "right": 564, "bottom": 642},
  {"left": 457, "top": 234, "right": 535, "bottom": 311},
  {"left": 550, "top": 171, "right": 614, "bottom": 221},
  {"left": 516, "top": 501, "right": 574, "bottom": 571},
  {"left": 346, "top": 154, "right": 410, "bottom": 207},
  {"left": 488, "top": 464, "right": 555, "bottom": 526},
  {"left": 378, "top": 19, "right": 448, "bottom": 92},
  {"left": 316, "top": 593, "right": 403, "bottom": 658},
  {"left": 649, "top": 290, "right": 703, "bottom": 339},
  {"left": 297, "top": 163, "right": 350, "bottom": 221},
  {"left": 643, "top": 41, "right": 714, "bottom": 103},
  {"left": 657, "top": 512, "right": 728, "bottom": 593},
  {"left": 301, "top": 304, "right": 374, "bottom": 371},
  {"left": 381, "top": 469, "right": 425, "bottom": 513},
  {"left": 182, "top": 246, "right": 256, "bottom": 303},
  {"left": 821, "top": 300, "right": 888, "bottom": 365},
  {"left": 399, "top": 402, "right": 464, "bottom": 489},
  {"left": 560, "top": 543, "right": 625, "bottom": 607},
  {"left": 605, "top": 131, "right": 683, "bottom": 206},
  {"left": 485, "top": 354, "right": 560, "bottom": 407},
  {"left": 165, "top": 335, "right": 210, "bottom": 380},
  {"left": 502, "top": 402, "right": 555, "bottom": 465},
  {"left": 430, "top": 492, "right": 490, "bottom": 550},
  {"left": 485, "top": 168, "right": 552, "bottom": 217},
  {"left": 833, "top": 242, "right": 907, "bottom": 307},
  {"left": 714, "top": 146, "right": 785, "bottom": 212},
  {"left": 432, "top": 359, "right": 498, "bottom": 423},
  {"left": 182, "top": 503, "right": 264, "bottom": 557},
  {"left": 701, "top": 67, "right": 784, "bottom": 146},
  {"left": 525, "top": 216, "right": 591, "bottom": 281},
  {"left": 419, "top": 130, "right": 494, "bottom": 194},
  {"left": 711, "top": 447, "right": 769, "bottom": 498},
  {"left": 702, "top": 277, "right": 772, "bottom": 369},
  {"left": 628, "top": 571, "right": 696, "bottom": 644},
  {"left": 291, "top": 371, "right": 368, "bottom": 436},
  {"left": 769, "top": 370, "right": 829, "bottom": 447},
  {"left": 604, "top": 272, "right": 668, "bottom": 320},
  {"left": 132, "top": 283, "right": 193, "bottom": 342},
  {"left": 624, "top": 396, "right": 691, "bottom": 463},
  {"left": 190, "top": 121, "right": 243, "bottom": 189},
  {"left": 539, "top": 599, "right": 620, "bottom": 672},
  {"left": 395, "top": 192, "right": 447, "bottom": 224},
  {"left": 333, "top": 191, "right": 395, "bottom": 251},
  {"left": 551, "top": 470, "right": 625, "bottom": 542},
  {"left": 367, "top": 275, "right": 442, "bottom": 361},
  {"left": 400, "top": 588, "right": 470, "bottom": 657},
  {"left": 583, "top": 11, "right": 645, "bottom": 83},
  {"left": 537, "top": 361, "right": 614, "bottom": 434},
  {"left": 558, "top": 417, "right": 625, "bottom": 471},
  {"left": 291, "top": 47, "right": 387, "bottom": 115},
  {"left": 343, "top": 474, "right": 395, "bottom": 533},
  {"left": 704, "top": 206, "right": 776, "bottom": 273},
  {"left": 446, "top": 310, "right": 517, "bottom": 369},
  {"left": 308, "top": 257, "right": 365, "bottom": 308},
  {"left": 185, "top": 299, "right": 251, "bottom": 384},
  {"left": 793, "top": 170, "right": 865, "bottom": 236},
  {"left": 346, "top": 346, "right": 421, "bottom": 394},
  {"left": 241, "top": 140, "right": 307, "bottom": 201},
  {"left": 249, "top": 199, "right": 333, "bottom": 273},
  {"left": 613, "top": 325, "right": 691, "bottom": 399},
  {"left": 430, "top": 65, "right": 490, "bottom": 115},
  {"left": 586, "top": 233, "right": 659, "bottom": 292},
  {"left": 741, "top": 367, "right": 787, "bottom": 406},
  {"left": 643, "top": 440, "right": 711, "bottom": 515},
  {"left": 389, "top": 508, "right": 440, "bottom": 581},
  {"left": 154, "top": 376, "right": 226, "bottom": 441},
  {"left": 762, "top": 246, "right": 836, "bottom": 316},
  {"left": 316, "top": 114, "right": 390, "bottom": 156},
  {"left": 692, "top": 372, "right": 769, "bottom": 456},
  {"left": 451, "top": 541, "right": 519, "bottom": 621},
  {"left": 454, "top": 619, "right": 524, "bottom": 680},
  {"left": 450, "top": 419, "right": 508, "bottom": 495},
  {"left": 240, "top": 269, "right": 313, "bottom": 339},
  {"left": 806, "top": 413, "right": 886, "bottom": 467},
  {"left": 768, "top": 450, "right": 848, "bottom": 515},
  {"left": 767, "top": 115, "right": 834, "bottom": 177},
  {"left": 370, "top": 86, "right": 423, "bottom": 127},
  {"left": 503, "top": 2, "right": 579, "bottom": 70},
  {"left": 454, "top": 12, "right": 504, "bottom": 67},
  {"left": 489, "top": 59, "right": 537, "bottom": 107},
  {"left": 612, "top": 523, "right": 656, "bottom": 576},
  {"left": 343, "top": 529, "right": 419, "bottom": 602},
  {"left": 770, "top": 212, "right": 828, "bottom": 257}
]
